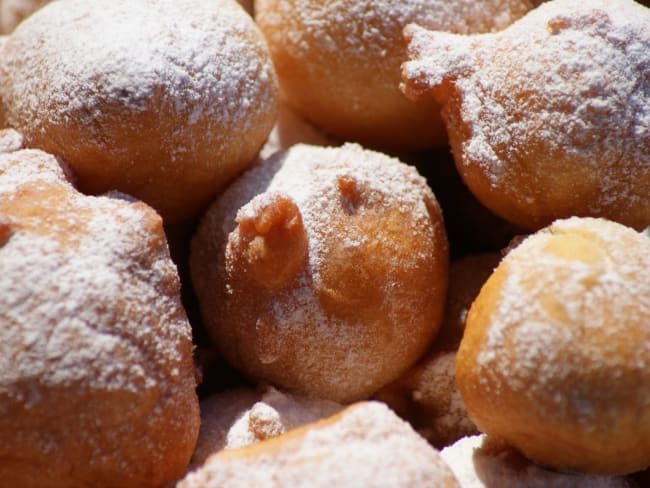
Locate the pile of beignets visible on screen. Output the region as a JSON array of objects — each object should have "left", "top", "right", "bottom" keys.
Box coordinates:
[{"left": 0, "top": 0, "right": 649, "bottom": 486}]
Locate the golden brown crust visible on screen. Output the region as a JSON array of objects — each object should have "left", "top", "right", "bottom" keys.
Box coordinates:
[
  {"left": 0, "top": 149, "right": 199, "bottom": 487},
  {"left": 255, "top": 0, "right": 532, "bottom": 150},
  {"left": 375, "top": 253, "right": 500, "bottom": 447},
  {"left": 191, "top": 143, "right": 449, "bottom": 402},
  {"left": 456, "top": 217, "right": 650, "bottom": 474},
  {"left": 0, "top": 0, "right": 278, "bottom": 223},
  {"left": 402, "top": 0, "right": 650, "bottom": 230}
]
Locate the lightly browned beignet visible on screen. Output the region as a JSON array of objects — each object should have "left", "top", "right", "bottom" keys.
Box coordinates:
[
  {"left": 0, "top": 0, "right": 278, "bottom": 223},
  {"left": 191, "top": 143, "right": 449, "bottom": 403},
  {"left": 402, "top": 0, "right": 650, "bottom": 231},
  {"left": 178, "top": 401, "right": 461, "bottom": 488},
  {"left": 255, "top": 0, "right": 533, "bottom": 150},
  {"left": 456, "top": 217, "right": 650, "bottom": 475},
  {"left": 0, "top": 149, "right": 200, "bottom": 487}
]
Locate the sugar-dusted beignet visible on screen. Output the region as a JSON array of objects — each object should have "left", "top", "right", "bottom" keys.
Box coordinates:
[
  {"left": 255, "top": 0, "right": 533, "bottom": 150},
  {"left": 191, "top": 143, "right": 449, "bottom": 402},
  {"left": 0, "top": 149, "right": 199, "bottom": 487},
  {"left": 179, "top": 402, "right": 460, "bottom": 488},
  {"left": 0, "top": 0, "right": 278, "bottom": 223},
  {"left": 402, "top": 0, "right": 650, "bottom": 230},
  {"left": 457, "top": 217, "right": 650, "bottom": 474}
]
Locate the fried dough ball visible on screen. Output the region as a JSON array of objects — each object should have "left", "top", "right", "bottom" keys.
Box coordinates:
[
  {"left": 375, "top": 253, "right": 500, "bottom": 448},
  {"left": 179, "top": 402, "right": 461, "bottom": 488},
  {"left": 0, "top": 0, "right": 278, "bottom": 223},
  {"left": 0, "top": 149, "right": 200, "bottom": 487},
  {"left": 441, "top": 435, "right": 636, "bottom": 488},
  {"left": 255, "top": 0, "right": 533, "bottom": 150},
  {"left": 402, "top": 0, "right": 650, "bottom": 231},
  {"left": 191, "top": 143, "right": 449, "bottom": 402},
  {"left": 456, "top": 217, "right": 650, "bottom": 474}
]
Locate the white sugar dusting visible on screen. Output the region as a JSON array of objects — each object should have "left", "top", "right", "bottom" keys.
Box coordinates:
[
  {"left": 0, "top": 150, "right": 198, "bottom": 481},
  {"left": 441, "top": 435, "right": 634, "bottom": 487},
  {"left": 191, "top": 142, "right": 446, "bottom": 400},
  {"left": 258, "top": 0, "right": 532, "bottom": 63},
  {"left": 179, "top": 402, "right": 459, "bottom": 488},
  {"left": 474, "top": 217, "right": 650, "bottom": 424},
  {"left": 402, "top": 0, "right": 650, "bottom": 217},
  {"left": 224, "top": 386, "right": 343, "bottom": 450},
  {"left": 1, "top": 0, "right": 277, "bottom": 163},
  {"left": 0, "top": 149, "right": 71, "bottom": 193},
  {"left": 0, "top": 128, "right": 24, "bottom": 153}
]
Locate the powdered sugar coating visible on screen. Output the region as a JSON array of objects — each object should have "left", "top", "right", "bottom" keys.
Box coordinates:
[
  {"left": 457, "top": 217, "right": 650, "bottom": 474},
  {"left": 0, "top": 148, "right": 70, "bottom": 193},
  {"left": 376, "top": 350, "right": 478, "bottom": 450},
  {"left": 0, "top": 0, "right": 278, "bottom": 222},
  {"left": 0, "top": 150, "right": 199, "bottom": 486},
  {"left": 191, "top": 143, "right": 448, "bottom": 402},
  {"left": 441, "top": 435, "right": 635, "bottom": 488},
  {"left": 255, "top": 0, "right": 532, "bottom": 149},
  {"left": 402, "top": 0, "right": 650, "bottom": 230},
  {"left": 179, "top": 401, "right": 460, "bottom": 488},
  {"left": 188, "top": 385, "right": 343, "bottom": 472},
  {"left": 0, "top": 128, "right": 24, "bottom": 153}
]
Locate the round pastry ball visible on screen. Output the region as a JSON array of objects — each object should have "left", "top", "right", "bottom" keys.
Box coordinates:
[
  {"left": 402, "top": 0, "right": 650, "bottom": 231},
  {"left": 0, "top": 0, "right": 278, "bottom": 223},
  {"left": 191, "top": 143, "right": 449, "bottom": 402},
  {"left": 0, "top": 149, "right": 200, "bottom": 487},
  {"left": 179, "top": 402, "right": 461, "bottom": 488},
  {"left": 456, "top": 217, "right": 650, "bottom": 474},
  {"left": 255, "top": 0, "right": 533, "bottom": 150}
]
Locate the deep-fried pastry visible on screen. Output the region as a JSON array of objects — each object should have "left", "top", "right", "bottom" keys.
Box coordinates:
[
  {"left": 191, "top": 143, "right": 449, "bottom": 402},
  {"left": 255, "top": 0, "right": 533, "bottom": 149},
  {"left": 0, "top": 0, "right": 278, "bottom": 223},
  {"left": 0, "top": 149, "right": 199, "bottom": 487},
  {"left": 456, "top": 217, "right": 650, "bottom": 474},
  {"left": 179, "top": 402, "right": 461, "bottom": 488},
  {"left": 402, "top": 0, "right": 650, "bottom": 230}
]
